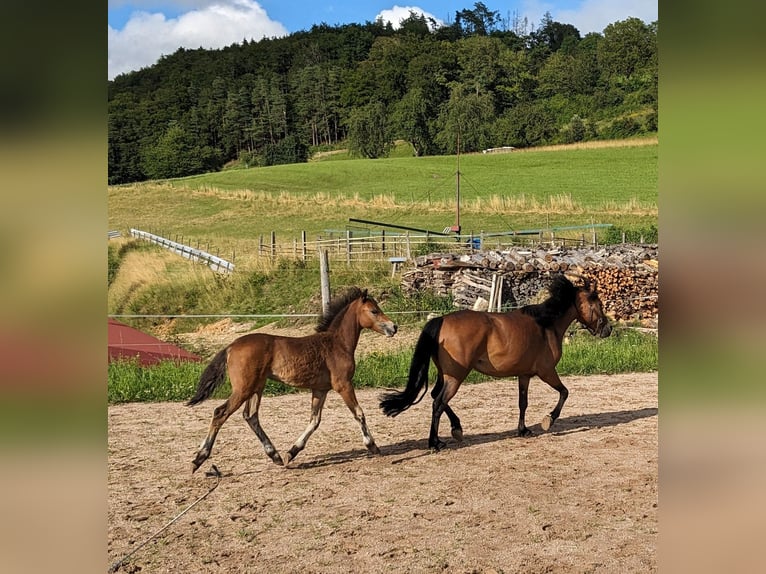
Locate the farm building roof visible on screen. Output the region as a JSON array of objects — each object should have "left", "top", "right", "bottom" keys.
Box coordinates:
[{"left": 108, "top": 319, "right": 201, "bottom": 366}]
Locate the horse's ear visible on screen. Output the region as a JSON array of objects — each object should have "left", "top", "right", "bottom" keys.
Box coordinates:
[{"left": 361, "top": 289, "right": 368, "bottom": 302}]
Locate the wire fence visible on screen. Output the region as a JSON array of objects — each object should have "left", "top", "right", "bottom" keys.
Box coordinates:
[
  {"left": 253, "top": 225, "right": 611, "bottom": 265},
  {"left": 125, "top": 224, "right": 612, "bottom": 270}
]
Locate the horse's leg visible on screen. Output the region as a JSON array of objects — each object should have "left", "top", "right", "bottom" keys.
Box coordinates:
[
  {"left": 192, "top": 390, "right": 248, "bottom": 473},
  {"left": 517, "top": 375, "right": 533, "bottom": 436},
  {"left": 335, "top": 385, "right": 381, "bottom": 456},
  {"left": 537, "top": 370, "right": 569, "bottom": 431},
  {"left": 429, "top": 375, "right": 462, "bottom": 451},
  {"left": 431, "top": 374, "right": 463, "bottom": 442},
  {"left": 284, "top": 388, "right": 329, "bottom": 466},
  {"left": 243, "top": 389, "right": 284, "bottom": 466}
]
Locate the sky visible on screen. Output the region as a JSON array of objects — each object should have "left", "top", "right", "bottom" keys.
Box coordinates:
[{"left": 108, "top": 1, "right": 657, "bottom": 80}]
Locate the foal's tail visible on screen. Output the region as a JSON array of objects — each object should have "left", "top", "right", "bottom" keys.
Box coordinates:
[
  {"left": 187, "top": 347, "right": 229, "bottom": 406},
  {"left": 379, "top": 316, "right": 443, "bottom": 417}
]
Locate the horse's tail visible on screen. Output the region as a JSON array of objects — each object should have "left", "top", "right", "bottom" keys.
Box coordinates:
[
  {"left": 379, "top": 316, "right": 443, "bottom": 417},
  {"left": 187, "top": 347, "right": 229, "bottom": 406}
]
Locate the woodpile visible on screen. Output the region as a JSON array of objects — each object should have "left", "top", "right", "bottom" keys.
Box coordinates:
[{"left": 401, "top": 244, "right": 658, "bottom": 323}]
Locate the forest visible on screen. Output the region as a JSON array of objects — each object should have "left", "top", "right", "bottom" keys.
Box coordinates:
[{"left": 107, "top": 4, "right": 657, "bottom": 184}]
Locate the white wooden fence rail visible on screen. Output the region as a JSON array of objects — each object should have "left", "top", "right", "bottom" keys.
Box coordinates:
[{"left": 130, "top": 229, "right": 235, "bottom": 273}]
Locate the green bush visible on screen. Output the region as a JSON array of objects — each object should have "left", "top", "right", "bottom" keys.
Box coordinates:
[{"left": 600, "top": 116, "right": 642, "bottom": 139}]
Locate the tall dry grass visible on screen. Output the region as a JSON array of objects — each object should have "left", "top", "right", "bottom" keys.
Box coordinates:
[{"left": 184, "top": 187, "right": 655, "bottom": 217}]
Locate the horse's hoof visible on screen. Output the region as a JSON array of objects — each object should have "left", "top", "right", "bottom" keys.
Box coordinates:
[
  {"left": 367, "top": 444, "right": 382, "bottom": 456},
  {"left": 191, "top": 454, "right": 206, "bottom": 474},
  {"left": 541, "top": 415, "right": 553, "bottom": 431},
  {"left": 518, "top": 428, "right": 533, "bottom": 437},
  {"left": 429, "top": 440, "right": 446, "bottom": 452},
  {"left": 273, "top": 453, "right": 285, "bottom": 466},
  {"left": 451, "top": 428, "right": 464, "bottom": 442}
]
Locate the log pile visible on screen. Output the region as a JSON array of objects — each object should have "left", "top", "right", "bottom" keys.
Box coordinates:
[{"left": 401, "top": 244, "right": 658, "bottom": 323}]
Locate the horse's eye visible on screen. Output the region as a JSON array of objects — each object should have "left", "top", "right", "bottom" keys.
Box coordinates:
[{"left": 371, "top": 308, "right": 379, "bottom": 315}]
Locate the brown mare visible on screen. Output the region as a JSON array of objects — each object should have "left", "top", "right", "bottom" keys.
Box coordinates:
[
  {"left": 380, "top": 274, "right": 611, "bottom": 450},
  {"left": 188, "top": 287, "right": 397, "bottom": 472}
]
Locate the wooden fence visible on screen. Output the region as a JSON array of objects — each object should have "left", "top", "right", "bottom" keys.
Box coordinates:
[
  {"left": 127, "top": 224, "right": 614, "bottom": 270},
  {"left": 254, "top": 225, "right": 611, "bottom": 266}
]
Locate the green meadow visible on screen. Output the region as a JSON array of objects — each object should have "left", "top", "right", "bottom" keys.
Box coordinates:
[{"left": 109, "top": 139, "right": 657, "bottom": 254}]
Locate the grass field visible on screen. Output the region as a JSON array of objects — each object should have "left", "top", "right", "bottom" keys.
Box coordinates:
[{"left": 108, "top": 139, "right": 657, "bottom": 257}]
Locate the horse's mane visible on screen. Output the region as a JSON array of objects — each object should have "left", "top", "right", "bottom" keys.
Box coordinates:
[
  {"left": 520, "top": 275, "right": 579, "bottom": 328},
  {"left": 315, "top": 287, "right": 366, "bottom": 332}
]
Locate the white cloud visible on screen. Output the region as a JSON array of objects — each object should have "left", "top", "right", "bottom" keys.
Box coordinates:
[
  {"left": 556, "top": 0, "right": 657, "bottom": 34},
  {"left": 521, "top": 0, "right": 657, "bottom": 35},
  {"left": 375, "top": 5, "right": 444, "bottom": 31},
  {"left": 108, "top": 0, "right": 288, "bottom": 79}
]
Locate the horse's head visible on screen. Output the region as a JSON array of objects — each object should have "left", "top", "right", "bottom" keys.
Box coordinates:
[
  {"left": 573, "top": 280, "right": 612, "bottom": 338},
  {"left": 357, "top": 290, "right": 398, "bottom": 337}
]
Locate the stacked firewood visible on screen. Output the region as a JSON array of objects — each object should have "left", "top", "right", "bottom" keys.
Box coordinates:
[{"left": 401, "top": 244, "right": 658, "bottom": 323}]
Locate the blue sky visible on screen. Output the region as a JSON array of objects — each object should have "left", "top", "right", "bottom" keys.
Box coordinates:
[{"left": 108, "top": 1, "right": 657, "bottom": 80}]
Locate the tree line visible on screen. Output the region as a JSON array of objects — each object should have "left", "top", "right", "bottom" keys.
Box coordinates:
[{"left": 108, "top": 4, "right": 657, "bottom": 184}]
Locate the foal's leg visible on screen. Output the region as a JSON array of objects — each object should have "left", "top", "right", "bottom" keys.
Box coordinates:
[
  {"left": 429, "top": 375, "right": 462, "bottom": 451},
  {"left": 537, "top": 369, "right": 569, "bottom": 431},
  {"left": 432, "top": 376, "right": 463, "bottom": 441},
  {"left": 284, "top": 388, "right": 329, "bottom": 466},
  {"left": 517, "top": 375, "right": 533, "bottom": 436},
  {"left": 335, "top": 385, "right": 381, "bottom": 456},
  {"left": 192, "top": 390, "right": 248, "bottom": 473},
  {"left": 243, "top": 389, "right": 284, "bottom": 466}
]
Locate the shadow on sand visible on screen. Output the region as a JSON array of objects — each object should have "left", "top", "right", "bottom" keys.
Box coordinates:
[{"left": 285, "top": 406, "right": 658, "bottom": 470}]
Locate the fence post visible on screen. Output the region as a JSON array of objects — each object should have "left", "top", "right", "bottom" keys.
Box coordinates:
[
  {"left": 405, "top": 231, "right": 411, "bottom": 260},
  {"left": 346, "top": 230, "right": 351, "bottom": 266},
  {"left": 488, "top": 274, "right": 497, "bottom": 312},
  {"left": 259, "top": 234, "right": 263, "bottom": 258},
  {"left": 319, "top": 249, "right": 331, "bottom": 315},
  {"left": 302, "top": 230, "right": 307, "bottom": 261},
  {"left": 381, "top": 229, "right": 386, "bottom": 254},
  {"left": 271, "top": 231, "right": 276, "bottom": 261}
]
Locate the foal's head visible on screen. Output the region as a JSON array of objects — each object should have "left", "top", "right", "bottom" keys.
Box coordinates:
[
  {"left": 572, "top": 278, "right": 612, "bottom": 338},
  {"left": 355, "top": 290, "right": 398, "bottom": 337},
  {"left": 317, "top": 287, "right": 397, "bottom": 337}
]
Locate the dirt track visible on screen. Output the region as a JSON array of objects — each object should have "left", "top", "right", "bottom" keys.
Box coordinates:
[{"left": 108, "top": 372, "right": 657, "bottom": 573}]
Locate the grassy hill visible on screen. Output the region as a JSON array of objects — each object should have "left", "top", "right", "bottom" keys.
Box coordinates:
[
  {"left": 108, "top": 137, "right": 657, "bottom": 333},
  {"left": 109, "top": 137, "right": 657, "bottom": 250}
]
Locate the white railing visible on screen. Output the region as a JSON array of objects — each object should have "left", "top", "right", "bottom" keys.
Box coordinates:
[{"left": 130, "top": 229, "right": 234, "bottom": 273}]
